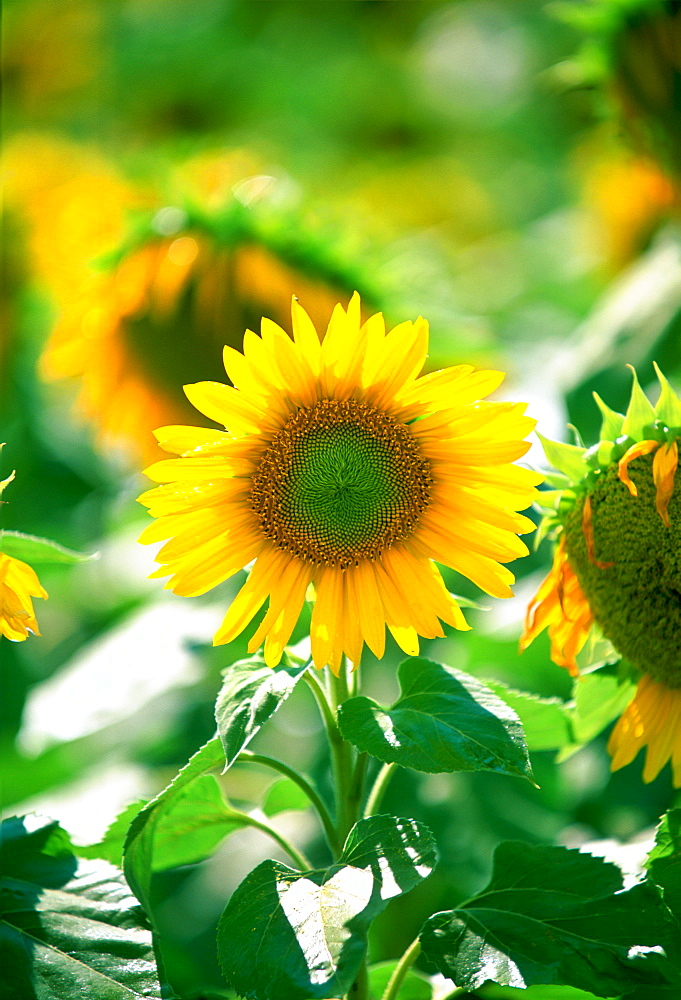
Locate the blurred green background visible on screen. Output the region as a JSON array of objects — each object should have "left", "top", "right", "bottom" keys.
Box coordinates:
[{"left": 4, "top": 0, "right": 681, "bottom": 994}]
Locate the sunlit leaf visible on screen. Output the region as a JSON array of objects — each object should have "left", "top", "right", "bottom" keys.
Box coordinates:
[
  {"left": 78, "top": 799, "right": 147, "bottom": 868},
  {"left": 215, "top": 655, "right": 306, "bottom": 768},
  {"left": 1, "top": 815, "right": 161, "bottom": 1000},
  {"left": 647, "top": 807, "right": 681, "bottom": 923},
  {"left": 622, "top": 367, "right": 657, "bottom": 439},
  {"left": 536, "top": 434, "right": 588, "bottom": 481},
  {"left": 263, "top": 778, "right": 311, "bottom": 817},
  {"left": 568, "top": 667, "right": 637, "bottom": 746},
  {"left": 217, "top": 815, "right": 436, "bottom": 1000},
  {"left": 420, "top": 841, "right": 681, "bottom": 997},
  {"left": 487, "top": 682, "right": 572, "bottom": 752},
  {"left": 124, "top": 737, "right": 224, "bottom": 916},
  {"left": 0, "top": 530, "right": 97, "bottom": 564},
  {"left": 338, "top": 657, "right": 532, "bottom": 780},
  {"left": 368, "top": 960, "right": 432, "bottom": 999}
]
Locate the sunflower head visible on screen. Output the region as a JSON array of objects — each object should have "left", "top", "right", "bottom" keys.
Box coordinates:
[
  {"left": 139, "top": 293, "right": 540, "bottom": 674},
  {"left": 522, "top": 364, "right": 681, "bottom": 783},
  {"left": 0, "top": 471, "right": 48, "bottom": 642},
  {"left": 562, "top": 0, "right": 681, "bottom": 177},
  {"left": 41, "top": 198, "right": 376, "bottom": 466}
]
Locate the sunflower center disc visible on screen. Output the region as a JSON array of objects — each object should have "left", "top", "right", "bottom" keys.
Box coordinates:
[
  {"left": 564, "top": 454, "right": 681, "bottom": 686},
  {"left": 250, "top": 399, "right": 431, "bottom": 568}
]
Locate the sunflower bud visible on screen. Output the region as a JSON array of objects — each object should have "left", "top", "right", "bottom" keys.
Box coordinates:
[{"left": 522, "top": 364, "right": 681, "bottom": 784}]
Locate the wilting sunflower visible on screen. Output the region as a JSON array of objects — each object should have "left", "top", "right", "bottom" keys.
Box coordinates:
[
  {"left": 41, "top": 200, "right": 372, "bottom": 466},
  {"left": 521, "top": 365, "right": 681, "bottom": 783},
  {"left": 139, "top": 294, "right": 540, "bottom": 673}
]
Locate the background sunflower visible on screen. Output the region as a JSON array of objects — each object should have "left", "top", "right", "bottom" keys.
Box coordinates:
[{"left": 5, "top": 2, "right": 681, "bottom": 996}]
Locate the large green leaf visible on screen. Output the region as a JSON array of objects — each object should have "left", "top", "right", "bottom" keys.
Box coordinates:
[
  {"left": 1, "top": 815, "right": 161, "bottom": 1000},
  {"left": 647, "top": 808, "right": 681, "bottom": 923},
  {"left": 215, "top": 654, "right": 306, "bottom": 768},
  {"left": 420, "top": 841, "right": 681, "bottom": 997},
  {"left": 487, "top": 682, "right": 573, "bottom": 752},
  {"left": 0, "top": 530, "right": 96, "bottom": 565},
  {"left": 338, "top": 657, "right": 532, "bottom": 780},
  {"left": 124, "top": 737, "right": 225, "bottom": 916},
  {"left": 217, "top": 815, "right": 436, "bottom": 1000}
]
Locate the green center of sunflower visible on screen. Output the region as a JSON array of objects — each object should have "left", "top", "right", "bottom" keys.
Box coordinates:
[
  {"left": 250, "top": 399, "right": 431, "bottom": 568},
  {"left": 563, "top": 453, "right": 681, "bottom": 686}
]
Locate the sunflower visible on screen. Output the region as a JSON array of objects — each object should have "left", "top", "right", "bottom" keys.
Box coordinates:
[
  {"left": 139, "top": 294, "right": 540, "bottom": 674},
  {"left": 0, "top": 552, "right": 47, "bottom": 641},
  {"left": 521, "top": 365, "right": 681, "bottom": 784},
  {"left": 41, "top": 203, "right": 372, "bottom": 466},
  {"left": 0, "top": 470, "right": 48, "bottom": 641}
]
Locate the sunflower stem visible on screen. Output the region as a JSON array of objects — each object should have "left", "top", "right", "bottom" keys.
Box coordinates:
[
  {"left": 364, "top": 762, "right": 398, "bottom": 817},
  {"left": 237, "top": 750, "right": 337, "bottom": 851},
  {"left": 328, "top": 659, "right": 359, "bottom": 849},
  {"left": 381, "top": 937, "right": 421, "bottom": 1000},
  {"left": 227, "top": 809, "right": 312, "bottom": 871}
]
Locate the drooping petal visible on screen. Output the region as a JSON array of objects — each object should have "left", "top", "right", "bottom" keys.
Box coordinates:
[
  {"left": 652, "top": 439, "right": 678, "bottom": 526},
  {"left": 617, "top": 439, "right": 659, "bottom": 496}
]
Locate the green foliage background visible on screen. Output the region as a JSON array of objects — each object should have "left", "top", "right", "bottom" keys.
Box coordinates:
[{"left": 4, "top": 1, "right": 681, "bottom": 998}]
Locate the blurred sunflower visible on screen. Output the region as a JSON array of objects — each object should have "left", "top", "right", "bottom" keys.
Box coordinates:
[
  {"left": 521, "top": 365, "right": 681, "bottom": 784},
  {"left": 139, "top": 294, "right": 540, "bottom": 673},
  {"left": 41, "top": 200, "right": 372, "bottom": 465},
  {"left": 0, "top": 473, "right": 47, "bottom": 642}
]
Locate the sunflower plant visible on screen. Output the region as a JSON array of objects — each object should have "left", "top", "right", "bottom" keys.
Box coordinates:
[
  {"left": 47, "top": 300, "right": 672, "bottom": 1000},
  {"left": 522, "top": 365, "right": 681, "bottom": 787}
]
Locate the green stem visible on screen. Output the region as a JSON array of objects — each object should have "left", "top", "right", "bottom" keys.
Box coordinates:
[
  {"left": 228, "top": 809, "right": 311, "bottom": 871},
  {"left": 237, "top": 750, "right": 337, "bottom": 850},
  {"left": 328, "top": 662, "right": 356, "bottom": 848},
  {"left": 364, "top": 762, "right": 397, "bottom": 817},
  {"left": 381, "top": 937, "right": 421, "bottom": 1000},
  {"left": 304, "top": 667, "right": 341, "bottom": 742}
]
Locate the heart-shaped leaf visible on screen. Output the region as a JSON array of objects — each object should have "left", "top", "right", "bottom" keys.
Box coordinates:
[
  {"left": 338, "top": 657, "right": 532, "bottom": 780},
  {"left": 217, "top": 814, "right": 436, "bottom": 1000},
  {"left": 420, "top": 841, "right": 681, "bottom": 997}
]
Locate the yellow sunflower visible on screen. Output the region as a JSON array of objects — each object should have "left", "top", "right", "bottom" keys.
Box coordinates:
[
  {"left": 0, "top": 552, "right": 47, "bottom": 642},
  {"left": 41, "top": 209, "right": 371, "bottom": 466},
  {"left": 139, "top": 294, "right": 540, "bottom": 674},
  {"left": 521, "top": 365, "right": 681, "bottom": 784},
  {"left": 0, "top": 470, "right": 48, "bottom": 641}
]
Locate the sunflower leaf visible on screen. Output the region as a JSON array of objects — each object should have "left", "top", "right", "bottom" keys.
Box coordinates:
[
  {"left": 0, "top": 531, "right": 99, "bottom": 565},
  {"left": 654, "top": 363, "right": 681, "bottom": 430},
  {"left": 77, "top": 799, "right": 147, "bottom": 868},
  {"left": 622, "top": 367, "right": 657, "bottom": 439},
  {"left": 568, "top": 667, "right": 637, "bottom": 746},
  {"left": 419, "top": 841, "right": 681, "bottom": 997},
  {"left": 338, "top": 657, "right": 532, "bottom": 780},
  {"left": 214, "top": 654, "right": 307, "bottom": 768},
  {"left": 647, "top": 808, "right": 681, "bottom": 924},
  {"left": 123, "top": 736, "right": 225, "bottom": 916},
  {"left": 536, "top": 434, "right": 589, "bottom": 481},
  {"left": 263, "top": 777, "right": 311, "bottom": 816},
  {"left": 0, "top": 529, "right": 97, "bottom": 564},
  {"left": 217, "top": 815, "right": 436, "bottom": 1000},
  {"left": 1, "top": 815, "right": 161, "bottom": 1000},
  {"left": 592, "top": 392, "right": 625, "bottom": 442},
  {"left": 486, "top": 682, "right": 572, "bottom": 751}
]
